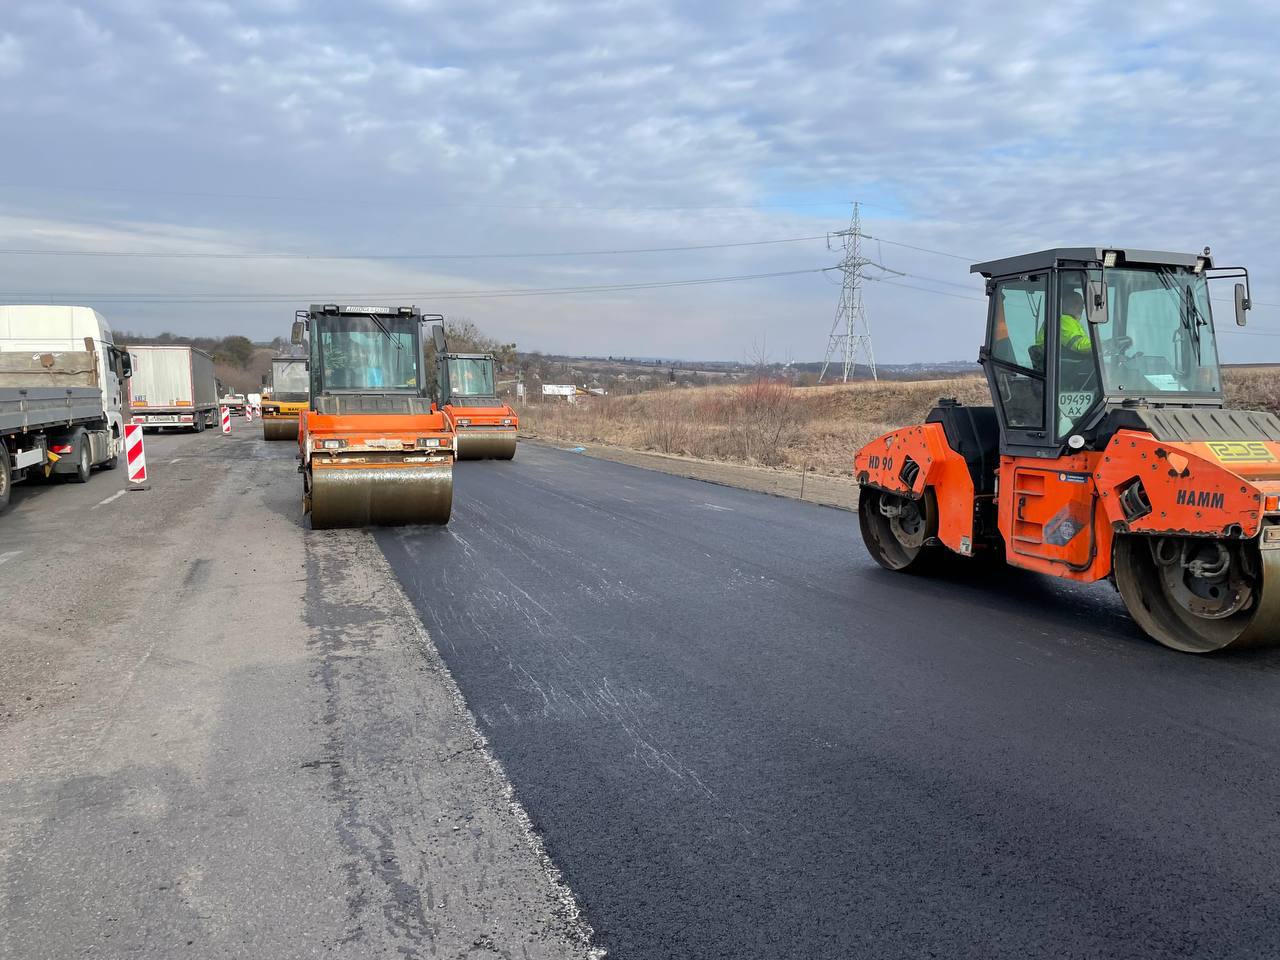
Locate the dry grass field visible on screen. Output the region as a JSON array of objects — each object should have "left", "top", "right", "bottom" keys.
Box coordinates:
[
  {"left": 519, "top": 377, "right": 990, "bottom": 477},
  {"left": 520, "top": 368, "right": 1280, "bottom": 478}
]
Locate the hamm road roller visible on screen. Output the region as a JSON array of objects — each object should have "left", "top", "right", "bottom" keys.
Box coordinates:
[
  {"left": 261, "top": 352, "right": 309, "bottom": 441},
  {"left": 294, "top": 304, "right": 456, "bottom": 528},
  {"left": 430, "top": 325, "right": 518, "bottom": 460},
  {"left": 855, "top": 246, "right": 1280, "bottom": 653}
]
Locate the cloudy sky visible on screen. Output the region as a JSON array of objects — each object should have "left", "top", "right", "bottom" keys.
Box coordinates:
[{"left": 0, "top": 0, "right": 1277, "bottom": 363}]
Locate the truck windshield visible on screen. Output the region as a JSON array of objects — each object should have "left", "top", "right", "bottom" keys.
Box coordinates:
[
  {"left": 1092, "top": 267, "right": 1221, "bottom": 397},
  {"left": 318, "top": 316, "right": 419, "bottom": 392},
  {"left": 446, "top": 357, "right": 495, "bottom": 397},
  {"left": 272, "top": 360, "right": 309, "bottom": 400}
]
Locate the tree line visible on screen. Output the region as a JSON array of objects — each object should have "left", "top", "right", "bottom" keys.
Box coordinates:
[{"left": 116, "top": 331, "right": 291, "bottom": 368}]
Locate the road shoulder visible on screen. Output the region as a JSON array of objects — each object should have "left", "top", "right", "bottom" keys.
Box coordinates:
[
  {"left": 306, "top": 528, "right": 598, "bottom": 957},
  {"left": 519, "top": 435, "right": 858, "bottom": 510},
  {"left": 0, "top": 429, "right": 597, "bottom": 959}
]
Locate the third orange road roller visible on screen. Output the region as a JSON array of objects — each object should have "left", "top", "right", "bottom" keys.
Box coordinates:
[
  {"left": 430, "top": 325, "right": 518, "bottom": 460},
  {"left": 294, "top": 304, "right": 456, "bottom": 528},
  {"left": 856, "top": 245, "right": 1280, "bottom": 653}
]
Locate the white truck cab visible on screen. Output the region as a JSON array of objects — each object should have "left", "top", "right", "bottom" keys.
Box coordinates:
[{"left": 0, "top": 305, "right": 128, "bottom": 442}]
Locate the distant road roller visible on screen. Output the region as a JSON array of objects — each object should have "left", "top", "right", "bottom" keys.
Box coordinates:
[
  {"left": 260, "top": 352, "right": 309, "bottom": 441},
  {"left": 856, "top": 246, "right": 1280, "bottom": 653},
  {"left": 294, "top": 304, "right": 456, "bottom": 528},
  {"left": 430, "top": 325, "right": 518, "bottom": 460}
]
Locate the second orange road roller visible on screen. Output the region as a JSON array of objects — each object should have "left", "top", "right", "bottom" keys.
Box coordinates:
[
  {"left": 430, "top": 325, "right": 518, "bottom": 460},
  {"left": 856, "top": 245, "right": 1280, "bottom": 654},
  {"left": 294, "top": 304, "right": 456, "bottom": 528}
]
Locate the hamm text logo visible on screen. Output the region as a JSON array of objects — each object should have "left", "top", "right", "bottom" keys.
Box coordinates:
[{"left": 1176, "top": 489, "right": 1225, "bottom": 509}]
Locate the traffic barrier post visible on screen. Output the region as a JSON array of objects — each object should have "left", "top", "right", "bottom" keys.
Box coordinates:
[{"left": 124, "top": 423, "right": 149, "bottom": 490}]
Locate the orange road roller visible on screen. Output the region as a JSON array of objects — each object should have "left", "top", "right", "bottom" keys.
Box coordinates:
[
  {"left": 294, "top": 304, "right": 456, "bottom": 528},
  {"left": 430, "top": 325, "right": 518, "bottom": 460},
  {"left": 856, "top": 246, "right": 1280, "bottom": 653}
]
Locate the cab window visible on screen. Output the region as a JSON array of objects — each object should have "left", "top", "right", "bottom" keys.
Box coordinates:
[
  {"left": 989, "top": 275, "right": 1047, "bottom": 431},
  {"left": 991, "top": 276, "right": 1047, "bottom": 372}
]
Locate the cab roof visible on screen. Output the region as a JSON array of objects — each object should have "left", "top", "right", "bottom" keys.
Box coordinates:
[
  {"left": 970, "top": 247, "right": 1208, "bottom": 279},
  {"left": 308, "top": 303, "right": 421, "bottom": 317}
]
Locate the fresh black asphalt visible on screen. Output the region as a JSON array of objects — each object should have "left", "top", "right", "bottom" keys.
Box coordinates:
[{"left": 377, "top": 443, "right": 1280, "bottom": 960}]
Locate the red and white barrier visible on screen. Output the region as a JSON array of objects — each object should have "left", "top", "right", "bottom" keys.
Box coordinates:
[
  {"left": 124, "top": 423, "right": 148, "bottom": 486},
  {"left": 245, "top": 405, "right": 253, "bottom": 423},
  {"left": 220, "top": 406, "right": 232, "bottom": 434}
]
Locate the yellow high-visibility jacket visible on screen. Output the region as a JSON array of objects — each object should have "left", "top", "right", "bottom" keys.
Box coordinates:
[{"left": 1036, "top": 314, "right": 1092, "bottom": 352}]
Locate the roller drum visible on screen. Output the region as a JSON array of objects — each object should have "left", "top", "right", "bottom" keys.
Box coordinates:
[
  {"left": 262, "top": 418, "right": 299, "bottom": 442},
  {"left": 1114, "top": 535, "right": 1280, "bottom": 653},
  {"left": 309, "top": 461, "right": 453, "bottom": 528},
  {"left": 455, "top": 430, "right": 518, "bottom": 461}
]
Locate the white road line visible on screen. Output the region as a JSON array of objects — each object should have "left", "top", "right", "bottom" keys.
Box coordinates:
[
  {"left": 702, "top": 503, "right": 733, "bottom": 512},
  {"left": 94, "top": 490, "right": 127, "bottom": 508},
  {"left": 169, "top": 458, "right": 182, "bottom": 464},
  {"left": 0, "top": 550, "right": 20, "bottom": 565}
]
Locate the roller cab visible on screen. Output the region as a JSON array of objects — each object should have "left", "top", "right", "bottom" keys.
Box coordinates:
[
  {"left": 431, "top": 328, "right": 517, "bottom": 460},
  {"left": 261, "top": 356, "right": 309, "bottom": 441},
  {"left": 856, "top": 245, "right": 1280, "bottom": 653},
  {"left": 296, "top": 304, "right": 456, "bottom": 528}
]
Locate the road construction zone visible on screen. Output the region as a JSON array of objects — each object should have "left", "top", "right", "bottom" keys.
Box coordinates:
[{"left": 6, "top": 253, "right": 1280, "bottom": 960}]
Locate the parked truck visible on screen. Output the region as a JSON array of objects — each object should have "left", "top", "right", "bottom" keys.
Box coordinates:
[
  {"left": 0, "top": 305, "right": 131, "bottom": 513},
  {"left": 128, "top": 345, "right": 219, "bottom": 432}
]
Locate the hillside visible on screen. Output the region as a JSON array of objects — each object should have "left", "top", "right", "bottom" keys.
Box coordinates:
[{"left": 520, "top": 369, "right": 1280, "bottom": 478}]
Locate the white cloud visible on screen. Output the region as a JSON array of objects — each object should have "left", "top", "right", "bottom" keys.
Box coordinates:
[
  {"left": 0, "top": 34, "right": 23, "bottom": 75},
  {"left": 0, "top": 0, "right": 1277, "bottom": 362}
]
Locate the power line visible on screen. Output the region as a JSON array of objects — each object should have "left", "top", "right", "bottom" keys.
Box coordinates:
[
  {"left": 0, "top": 234, "right": 829, "bottom": 261},
  {"left": 0, "top": 181, "right": 907, "bottom": 215},
  {"left": 867, "top": 277, "right": 987, "bottom": 302},
  {"left": 859, "top": 233, "right": 972, "bottom": 262},
  {"left": 0, "top": 266, "right": 836, "bottom": 305}
]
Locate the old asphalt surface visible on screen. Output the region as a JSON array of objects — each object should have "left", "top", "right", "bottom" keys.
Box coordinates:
[
  {"left": 0, "top": 427, "right": 593, "bottom": 959},
  {"left": 4, "top": 426, "right": 1280, "bottom": 958}
]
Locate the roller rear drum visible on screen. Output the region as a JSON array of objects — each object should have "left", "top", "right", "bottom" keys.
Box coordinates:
[
  {"left": 308, "top": 461, "right": 453, "bottom": 529},
  {"left": 455, "top": 430, "right": 517, "bottom": 461}
]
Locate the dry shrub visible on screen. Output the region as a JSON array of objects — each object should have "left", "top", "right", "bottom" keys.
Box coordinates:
[
  {"left": 723, "top": 379, "right": 801, "bottom": 466},
  {"left": 641, "top": 405, "right": 693, "bottom": 454}
]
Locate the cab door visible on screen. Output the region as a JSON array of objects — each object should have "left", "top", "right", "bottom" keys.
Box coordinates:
[{"left": 981, "top": 273, "right": 1051, "bottom": 453}]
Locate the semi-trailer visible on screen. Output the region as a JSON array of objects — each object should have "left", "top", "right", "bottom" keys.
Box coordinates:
[
  {"left": 0, "top": 305, "right": 131, "bottom": 513},
  {"left": 128, "top": 345, "right": 219, "bottom": 432}
]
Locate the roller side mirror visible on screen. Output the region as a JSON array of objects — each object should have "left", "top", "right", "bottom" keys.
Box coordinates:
[
  {"left": 1235, "top": 282, "right": 1250, "bottom": 326},
  {"left": 1086, "top": 280, "right": 1108, "bottom": 324}
]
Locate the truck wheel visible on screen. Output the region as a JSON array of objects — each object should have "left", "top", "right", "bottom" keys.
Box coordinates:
[
  {"left": 102, "top": 431, "right": 119, "bottom": 469},
  {"left": 193, "top": 414, "right": 205, "bottom": 433},
  {"left": 73, "top": 438, "right": 91, "bottom": 483},
  {"left": 0, "top": 448, "right": 10, "bottom": 513}
]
